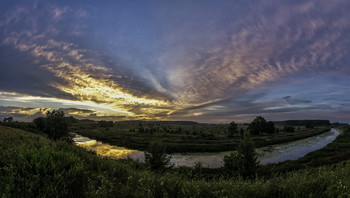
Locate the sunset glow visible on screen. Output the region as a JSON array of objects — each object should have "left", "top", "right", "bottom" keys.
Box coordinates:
[{"left": 0, "top": 0, "right": 349, "bottom": 123}]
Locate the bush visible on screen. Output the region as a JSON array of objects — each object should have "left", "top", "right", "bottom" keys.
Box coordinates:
[
  {"left": 223, "top": 152, "right": 238, "bottom": 176},
  {"left": 98, "top": 120, "right": 114, "bottom": 127},
  {"left": 224, "top": 133, "right": 259, "bottom": 178},
  {"left": 0, "top": 145, "right": 86, "bottom": 197},
  {"left": 284, "top": 126, "right": 295, "bottom": 132},
  {"left": 145, "top": 141, "right": 172, "bottom": 171}
]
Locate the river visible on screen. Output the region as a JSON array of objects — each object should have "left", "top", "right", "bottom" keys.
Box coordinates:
[{"left": 73, "top": 128, "right": 339, "bottom": 168}]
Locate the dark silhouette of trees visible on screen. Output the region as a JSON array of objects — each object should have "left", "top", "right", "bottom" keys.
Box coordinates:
[
  {"left": 44, "top": 110, "right": 69, "bottom": 140},
  {"left": 274, "top": 120, "right": 330, "bottom": 126},
  {"left": 227, "top": 121, "right": 238, "bottom": 137},
  {"left": 266, "top": 121, "right": 276, "bottom": 134},
  {"left": 33, "top": 110, "right": 69, "bottom": 140},
  {"left": 33, "top": 117, "right": 46, "bottom": 131},
  {"left": 3, "top": 117, "right": 13, "bottom": 123},
  {"left": 248, "top": 116, "right": 267, "bottom": 135},
  {"left": 305, "top": 121, "right": 314, "bottom": 129},
  {"left": 65, "top": 116, "right": 78, "bottom": 124},
  {"left": 240, "top": 128, "right": 244, "bottom": 136},
  {"left": 145, "top": 141, "right": 172, "bottom": 171},
  {"left": 248, "top": 116, "right": 276, "bottom": 135}
]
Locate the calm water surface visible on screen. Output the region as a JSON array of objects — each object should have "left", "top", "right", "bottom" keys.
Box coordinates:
[{"left": 73, "top": 128, "right": 339, "bottom": 168}]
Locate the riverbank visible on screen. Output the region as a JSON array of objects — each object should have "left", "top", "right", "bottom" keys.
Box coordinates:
[
  {"left": 260, "top": 126, "right": 350, "bottom": 174},
  {"left": 2, "top": 125, "right": 350, "bottom": 197},
  {"left": 72, "top": 128, "right": 339, "bottom": 168},
  {"left": 72, "top": 122, "right": 330, "bottom": 153}
]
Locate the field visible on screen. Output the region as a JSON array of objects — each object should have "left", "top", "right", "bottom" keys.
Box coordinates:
[
  {"left": 1, "top": 125, "right": 350, "bottom": 197},
  {"left": 72, "top": 121, "right": 330, "bottom": 153}
]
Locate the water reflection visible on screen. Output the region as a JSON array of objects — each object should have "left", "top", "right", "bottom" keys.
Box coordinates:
[
  {"left": 257, "top": 128, "right": 339, "bottom": 165},
  {"left": 73, "top": 134, "right": 144, "bottom": 160},
  {"left": 73, "top": 128, "right": 339, "bottom": 168}
]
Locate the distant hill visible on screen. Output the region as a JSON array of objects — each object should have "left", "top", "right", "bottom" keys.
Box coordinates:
[
  {"left": 115, "top": 120, "right": 199, "bottom": 125},
  {"left": 273, "top": 120, "right": 330, "bottom": 126}
]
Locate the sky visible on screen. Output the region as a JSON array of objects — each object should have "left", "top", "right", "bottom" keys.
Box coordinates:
[{"left": 0, "top": 0, "right": 349, "bottom": 123}]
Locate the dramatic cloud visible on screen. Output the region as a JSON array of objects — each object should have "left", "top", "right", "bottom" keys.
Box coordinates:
[
  {"left": 0, "top": 106, "right": 49, "bottom": 122},
  {"left": 0, "top": 0, "right": 349, "bottom": 123},
  {"left": 166, "top": 0, "right": 350, "bottom": 105}
]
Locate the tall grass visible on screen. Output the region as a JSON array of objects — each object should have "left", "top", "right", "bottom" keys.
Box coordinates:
[{"left": 1, "top": 125, "right": 350, "bottom": 197}]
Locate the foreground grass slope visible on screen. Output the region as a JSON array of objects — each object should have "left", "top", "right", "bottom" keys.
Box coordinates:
[{"left": 1, "top": 125, "right": 350, "bottom": 197}]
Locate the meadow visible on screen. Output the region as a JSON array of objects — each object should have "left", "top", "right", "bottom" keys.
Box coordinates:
[
  {"left": 1, "top": 124, "right": 350, "bottom": 197},
  {"left": 72, "top": 121, "right": 330, "bottom": 153}
]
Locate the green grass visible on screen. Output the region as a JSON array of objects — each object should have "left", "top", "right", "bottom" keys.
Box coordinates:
[
  {"left": 72, "top": 121, "right": 330, "bottom": 153},
  {"left": 2, "top": 125, "right": 350, "bottom": 197}
]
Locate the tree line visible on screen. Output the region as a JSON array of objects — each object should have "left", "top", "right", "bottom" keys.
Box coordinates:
[
  {"left": 228, "top": 116, "right": 276, "bottom": 137},
  {"left": 33, "top": 110, "right": 69, "bottom": 140}
]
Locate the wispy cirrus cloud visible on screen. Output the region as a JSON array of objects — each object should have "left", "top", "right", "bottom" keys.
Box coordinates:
[
  {"left": 167, "top": 0, "right": 350, "bottom": 107},
  {"left": 0, "top": 105, "right": 49, "bottom": 122},
  {"left": 1, "top": 34, "right": 174, "bottom": 119},
  {"left": 282, "top": 96, "right": 311, "bottom": 105},
  {"left": 1, "top": 3, "right": 175, "bottom": 120},
  {"left": 0, "top": 0, "right": 350, "bottom": 122},
  {"left": 0, "top": 106, "right": 47, "bottom": 116}
]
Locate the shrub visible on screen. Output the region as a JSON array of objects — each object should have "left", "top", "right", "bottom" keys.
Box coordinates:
[
  {"left": 145, "top": 141, "right": 172, "bottom": 171},
  {"left": 0, "top": 145, "right": 86, "bottom": 197},
  {"left": 223, "top": 152, "right": 238, "bottom": 176},
  {"left": 284, "top": 126, "right": 295, "bottom": 132},
  {"left": 224, "top": 133, "right": 259, "bottom": 178}
]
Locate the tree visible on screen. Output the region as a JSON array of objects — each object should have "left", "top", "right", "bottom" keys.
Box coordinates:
[
  {"left": 240, "top": 128, "right": 244, "bottom": 136},
  {"left": 223, "top": 152, "right": 238, "bottom": 176},
  {"left": 248, "top": 116, "right": 267, "bottom": 135},
  {"left": 145, "top": 141, "right": 172, "bottom": 171},
  {"left": 224, "top": 132, "right": 259, "bottom": 178},
  {"left": 265, "top": 121, "right": 276, "bottom": 134},
  {"left": 33, "top": 117, "right": 46, "bottom": 131},
  {"left": 227, "top": 121, "right": 238, "bottom": 137},
  {"left": 45, "top": 110, "right": 69, "bottom": 140},
  {"left": 3, "top": 117, "right": 13, "bottom": 123},
  {"left": 305, "top": 121, "right": 313, "bottom": 129}
]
